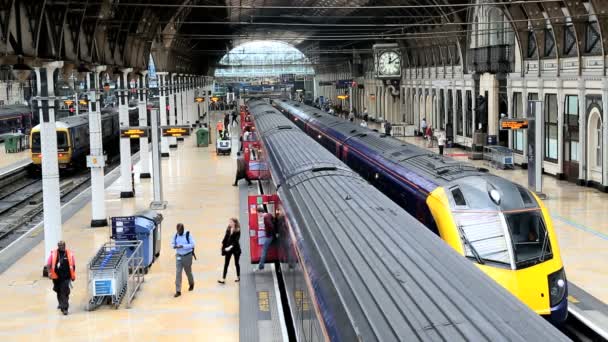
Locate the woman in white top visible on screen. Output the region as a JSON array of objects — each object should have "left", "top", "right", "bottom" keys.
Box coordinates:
[{"left": 360, "top": 120, "right": 367, "bottom": 128}]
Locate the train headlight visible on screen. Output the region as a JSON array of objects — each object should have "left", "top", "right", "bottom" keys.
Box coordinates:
[{"left": 548, "top": 268, "right": 567, "bottom": 307}]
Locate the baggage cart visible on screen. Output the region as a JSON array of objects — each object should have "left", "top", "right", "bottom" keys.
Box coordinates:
[
  {"left": 86, "top": 240, "right": 144, "bottom": 311},
  {"left": 483, "top": 145, "right": 514, "bottom": 169},
  {"left": 216, "top": 129, "right": 232, "bottom": 155}
]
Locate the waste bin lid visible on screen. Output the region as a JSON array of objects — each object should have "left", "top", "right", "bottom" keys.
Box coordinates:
[
  {"left": 135, "top": 216, "right": 155, "bottom": 233},
  {"left": 135, "top": 210, "right": 163, "bottom": 224}
]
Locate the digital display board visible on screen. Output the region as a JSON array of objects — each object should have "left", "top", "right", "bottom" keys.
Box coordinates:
[
  {"left": 162, "top": 126, "right": 191, "bottom": 137},
  {"left": 120, "top": 127, "right": 149, "bottom": 139},
  {"left": 500, "top": 119, "right": 529, "bottom": 130}
]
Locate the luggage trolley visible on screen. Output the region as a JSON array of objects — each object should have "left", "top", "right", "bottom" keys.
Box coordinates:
[
  {"left": 483, "top": 145, "right": 514, "bottom": 169},
  {"left": 86, "top": 240, "right": 144, "bottom": 310}
]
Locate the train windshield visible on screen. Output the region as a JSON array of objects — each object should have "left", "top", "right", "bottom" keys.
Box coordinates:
[
  {"left": 31, "top": 132, "right": 69, "bottom": 153},
  {"left": 504, "top": 210, "right": 552, "bottom": 268},
  {"left": 453, "top": 211, "right": 511, "bottom": 266}
]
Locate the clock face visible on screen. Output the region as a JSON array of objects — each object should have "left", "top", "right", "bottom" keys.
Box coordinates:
[{"left": 378, "top": 51, "right": 401, "bottom": 76}]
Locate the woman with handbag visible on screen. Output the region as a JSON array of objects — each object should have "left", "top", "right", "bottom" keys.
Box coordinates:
[{"left": 218, "top": 218, "right": 241, "bottom": 284}]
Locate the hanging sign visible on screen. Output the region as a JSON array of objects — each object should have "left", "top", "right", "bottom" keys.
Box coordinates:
[
  {"left": 500, "top": 118, "right": 529, "bottom": 130},
  {"left": 194, "top": 97, "right": 205, "bottom": 103},
  {"left": 161, "top": 126, "right": 191, "bottom": 137},
  {"left": 120, "top": 127, "right": 149, "bottom": 139}
]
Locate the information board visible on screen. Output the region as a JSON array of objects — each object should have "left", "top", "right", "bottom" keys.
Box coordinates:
[
  {"left": 111, "top": 216, "right": 136, "bottom": 240},
  {"left": 500, "top": 118, "right": 529, "bottom": 130},
  {"left": 120, "top": 127, "right": 149, "bottom": 139},
  {"left": 161, "top": 126, "right": 191, "bottom": 137}
]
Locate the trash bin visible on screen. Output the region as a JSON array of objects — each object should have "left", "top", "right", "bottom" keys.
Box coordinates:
[
  {"left": 196, "top": 128, "right": 209, "bottom": 147},
  {"left": 135, "top": 210, "right": 163, "bottom": 260},
  {"left": 4, "top": 134, "right": 19, "bottom": 153}
]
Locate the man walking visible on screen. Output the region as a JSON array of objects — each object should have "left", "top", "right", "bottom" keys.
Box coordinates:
[
  {"left": 172, "top": 223, "right": 195, "bottom": 297},
  {"left": 47, "top": 241, "right": 76, "bottom": 315}
]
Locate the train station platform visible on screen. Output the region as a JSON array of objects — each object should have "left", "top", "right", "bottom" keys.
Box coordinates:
[
  {"left": 0, "top": 142, "right": 30, "bottom": 171},
  {"left": 0, "top": 119, "right": 242, "bottom": 340}
]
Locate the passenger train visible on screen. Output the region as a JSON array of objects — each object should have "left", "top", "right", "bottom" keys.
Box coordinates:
[
  {"left": 273, "top": 99, "right": 568, "bottom": 324},
  {"left": 30, "top": 106, "right": 140, "bottom": 170},
  {"left": 246, "top": 99, "right": 567, "bottom": 341}
]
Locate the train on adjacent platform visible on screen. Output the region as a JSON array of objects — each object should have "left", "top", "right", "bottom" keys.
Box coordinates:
[
  {"left": 0, "top": 104, "right": 34, "bottom": 141},
  {"left": 246, "top": 99, "right": 567, "bottom": 341},
  {"left": 273, "top": 99, "right": 568, "bottom": 325},
  {"left": 29, "top": 106, "right": 140, "bottom": 170}
]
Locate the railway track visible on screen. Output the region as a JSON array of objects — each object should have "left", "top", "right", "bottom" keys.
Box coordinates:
[{"left": 0, "top": 154, "right": 125, "bottom": 251}]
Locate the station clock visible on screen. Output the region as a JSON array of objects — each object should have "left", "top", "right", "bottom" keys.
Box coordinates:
[{"left": 374, "top": 43, "right": 402, "bottom": 79}]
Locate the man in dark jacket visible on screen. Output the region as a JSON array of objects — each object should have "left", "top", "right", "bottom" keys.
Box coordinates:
[
  {"left": 224, "top": 113, "right": 230, "bottom": 132},
  {"left": 47, "top": 241, "right": 76, "bottom": 315},
  {"left": 257, "top": 206, "right": 283, "bottom": 271},
  {"left": 233, "top": 154, "right": 252, "bottom": 186}
]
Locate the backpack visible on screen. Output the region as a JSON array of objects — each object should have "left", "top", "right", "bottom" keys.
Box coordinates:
[{"left": 174, "top": 231, "right": 197, "bottom": 260}]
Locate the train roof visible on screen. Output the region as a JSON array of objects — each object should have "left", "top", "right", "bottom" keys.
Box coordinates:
[
  {"left": 248, "top": 100, "right": 567, "bottom": 341},
  {"left": 277, "top": 100, "right": 489, "bottom": 184},
  {"left": 0, "top": 104, "right": 31, "bottom": 117},
  {"left": 31, "top": 110, "right": 118, "bottom": 131}
]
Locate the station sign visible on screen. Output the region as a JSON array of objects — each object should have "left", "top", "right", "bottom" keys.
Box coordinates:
[
  {"left": 161, "top": 126, "right": 191, "bottom": 137},
  {"left": 318, "top": 81, "right": 333, "bottom": 86},
  {"left": 194, "top": 96, "right": 205, "bottom": 103},
  {"left": 111, "top": 216, "right": 136, "bottom": 240},
  {"left": 335, "top": 79, "right": 354, "bottom": 88},
  {"left": 63, "top": 99, "right": 74, "bottom": 106},
  {"left": 500, "top": 118, "right": 529, "bottom": 130},
  {"left": 120, "top": 127, "right": 149, "bottom": 139},
  {"left": 337, "top": 95, "right": 349, "bottom": 100}
]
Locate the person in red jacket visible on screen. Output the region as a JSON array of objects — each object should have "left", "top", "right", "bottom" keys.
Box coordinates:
[{"left": 46, "top": 241, "right": 75, "bottom": 315}]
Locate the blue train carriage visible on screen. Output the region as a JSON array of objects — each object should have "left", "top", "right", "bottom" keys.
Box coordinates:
[{"left": 274, "top": 99, "right": 568, "bottom": 324}]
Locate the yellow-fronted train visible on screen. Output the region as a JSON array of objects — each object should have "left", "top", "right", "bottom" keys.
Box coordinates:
[{"left": 274, "top": 99, "right": 568, "bottom": 325}]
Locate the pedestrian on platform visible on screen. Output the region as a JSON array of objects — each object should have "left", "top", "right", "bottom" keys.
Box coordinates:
[
  {"left": 47, "top": 240, "right": 76, "bottom": 315},
  {"left": 233, "top": 154, "right": 252, "bottom": 186},
  {"left": 384, "top": 120, "right": 392, "bottom": 136},
  {"left": 426, "top": 125, "right": 434, "bottom": 147},
  {"left": 257, "top": 206, "right": 283, "bottom": 271},
  {"left": 224, "top": 113, "right": 230, "bottom": 132},
  {"left": 231, "top": 110, "right": 238, "bottom": 127},
  {"left": 363, "top": 107, "right": 368, "bottom": 122},
  {"left": 216, "top": 121, "right": 224, "bottom": 139},
  {"left": 360, "top": 120, "right": 368, "bottom": 128},
  {"left": 348, "top": 111, "right": 355, "bottom": 122},
  {"left": 438, "top": 131, "right": 446, "bottom": 155},
  {"left": 218, "top": 218, "right": 241, "bottom": 284},
  {"left": 421, "top": 118, "right": 427, "bottom": 138},
  {"left": 172, "top": 223, "right": 196, "bottom": 297}
]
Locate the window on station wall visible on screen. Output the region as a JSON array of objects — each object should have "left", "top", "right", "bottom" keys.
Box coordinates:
[
  {"left": 513, "top": 92, "right": 523, "bottom": 152},
  {"left": 466, "top": 90, "right": 472, "bottom": 137},
  {"left": 456, "top": 90, "right": 463, "bottom": 136},
  {"left": 564, "top": 95, "right": 579, "bottom": 162},
  {"left": 544, "top": 94, "right": 558, "bottom": 161}
]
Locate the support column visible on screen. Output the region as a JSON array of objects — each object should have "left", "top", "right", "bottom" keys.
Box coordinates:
[
  {"left": 522, "top": 80, "right": 529, "bottom": 165},
  {"left": 507, "top": 82, "right": 514, "bottom": 149},
  {"left": 537, "top": 78, "right": 545, "bottom": 165},
  {"left": 157, "top": 72, "right": 170, "bottom": 157},
  {"left": 443, "top": 87, "right": 449, "bottom": 132},
  {"left": 169, "top": 73, "right": 177, "bottom": 148},
  {"left": 35, "top": 61, "right": 63, "bottom": 273},
  {"left": 148, "top": 70, "right": 167, "bottom": 210},
  {"left": 452, "top": 85, "right": 457, "bottom": 138},
  {"left": 88, "top": 65, "right": 108, "bottom": 227},
  {"left": 462, "top": 87, "right": 468, "bottom": 139},
  {"left": 601, "top": 78, "right": 608, "bottom": 188},
  {"left": 119, "top": 68, "right": 134, "bottom": 198},
  {"left": 556, "top": 79, "right": 564, "bottom": 179},
  {"left": 471, "top": 87, "right": 477, "bottom": 137},
  {"left": 139, "top": 71, "right": 151, "bottom": 178},
  {"left": 177, "top": 74, "right": 185, "bottom": 141},
  {"left": 578, "top": 79, "right": 586, "bottom": 184}
]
